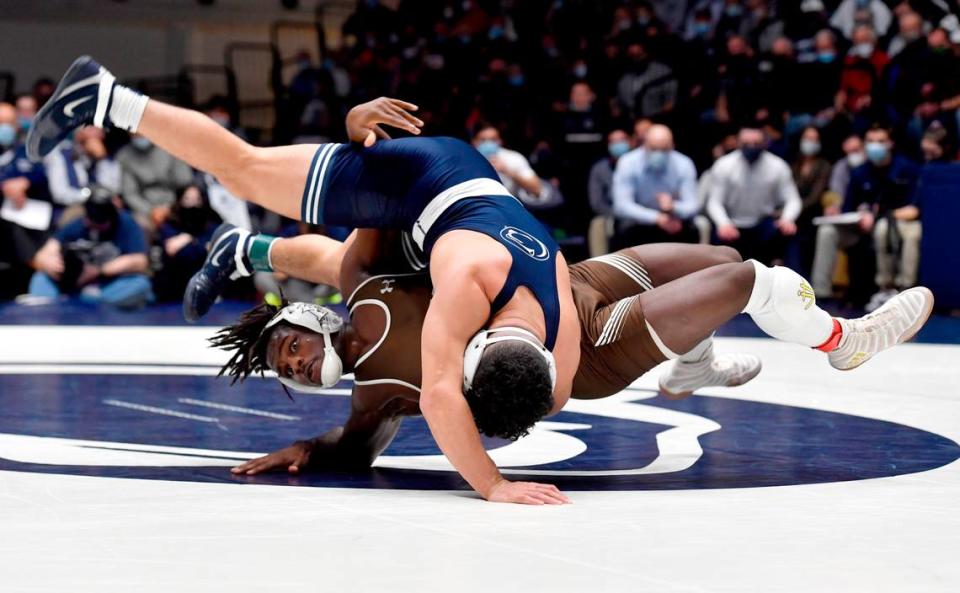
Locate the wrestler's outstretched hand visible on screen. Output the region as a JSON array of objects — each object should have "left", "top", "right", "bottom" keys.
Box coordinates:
[
  {"left": 231, "top": 441, "right": 313, "bottom": 475},
  {"left": 486, "top": 479, "right": 572, "bottom": 505},
  {"left": 346, "top": 97, "right": 424, "bottom": 147}
]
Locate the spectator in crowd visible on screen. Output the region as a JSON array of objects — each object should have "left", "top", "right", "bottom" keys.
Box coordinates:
[
  {"left": 837, "top": 25, "right": 889, "bottom": 132},
  {"left": 0, "top": 101, "right": 52, "bottom": 298},
  {"left": 116, "top": 134, "right": 194, "bottom": 234},
  {"left": 26, "top": 186, "right": 152, "bottom": 309},
  {"left": 616, "top": 39, "right": 678, "bottom": 121},
  {"left": 151, "top": 184, "right": 222, "bottom": 302},
  {"left": 831, "top": 0, "right": 893, "bottom": 39},
  {"left": 811, "top": 125, "right": 920, "bottom": 306},
  {"left": 44, "top": 126, "right": 121, "bottom": 219},
  {"left": 612, "top": 123, "right": 700, "bottom": 247},
  {"left": 788, "top": 30, "right": 844, "bottom": 136},
  {"left": 633, "top": 117, "right": 653, "bottom": 147},
  {"left": 791, "top": 126, "right": 832, "bottom": 276},
  {"left": 472, "top": 124, "right": 547, "bottom": 205},
  {"left": 557, "top": 81, "right": 607, "bottom": 228},
  {"left": 920, "top": 121, "right": 954, "bottom": 162},
  {"left": 14, "top": 94, "right": 37, "bottom": 141},
  {"left": 826, "top": 133, "right": 867, "bottom": 208},
  {"left": 587, "top": 129, "right": 630, "bottom": 257},
  {"left": 908, "top": 27, "right": 960, "bottom": 147},
  {"left": 886, "top": 10, "right": 925, "bottom": 58},
  {"left": 707, "top": 127, "right": 801, "bottom": 264}
]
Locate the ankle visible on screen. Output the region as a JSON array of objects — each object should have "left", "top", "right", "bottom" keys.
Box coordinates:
[{"left": 814, "top": 319, "right": 843, "bottom": 352}]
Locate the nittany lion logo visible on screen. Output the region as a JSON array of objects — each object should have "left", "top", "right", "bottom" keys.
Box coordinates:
[{"left": 499, "top": 226, "right": 550, "bottom": 261}]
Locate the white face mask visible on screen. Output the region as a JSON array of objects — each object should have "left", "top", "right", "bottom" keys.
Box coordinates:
[{"left": 847, "top": 151, "right": 866, "bottom": 168}]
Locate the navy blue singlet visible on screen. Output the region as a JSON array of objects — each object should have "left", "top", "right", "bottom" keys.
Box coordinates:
[{"left": 299, "top": 137, "right": 561, "bottom": 349}]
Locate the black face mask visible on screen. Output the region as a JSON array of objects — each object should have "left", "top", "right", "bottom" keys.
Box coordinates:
[{"left": 741, "top": 146, "right": 764, "bottom": 162}]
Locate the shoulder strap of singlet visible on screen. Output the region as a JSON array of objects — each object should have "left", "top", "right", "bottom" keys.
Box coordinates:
[{"left": 490, "top": 249, "right": 561, "bottom": 350}]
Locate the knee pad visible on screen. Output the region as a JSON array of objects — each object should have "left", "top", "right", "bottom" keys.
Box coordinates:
[{"left": 742, "top": 260, "right": 833, "bottom": 347}]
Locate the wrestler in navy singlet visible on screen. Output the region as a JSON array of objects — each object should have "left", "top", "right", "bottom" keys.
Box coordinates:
[{"left": 299, "top": 136, "right": 562, "bottom": 349}]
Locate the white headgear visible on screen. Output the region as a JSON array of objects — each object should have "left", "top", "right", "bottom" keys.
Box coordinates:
[
  {"left": 462, "top": 326, "right": 557, "bottom": 392},
  {"left": 262, "top": 302, "right": 344, "bottom": 392}
]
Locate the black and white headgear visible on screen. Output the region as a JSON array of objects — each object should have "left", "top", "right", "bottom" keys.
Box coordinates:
[
  {"left": 262, "top": 302, "right": 344, "bottom": 392},
  {"left": 462, "top": 326, "right": 557, "bottom": 392}
]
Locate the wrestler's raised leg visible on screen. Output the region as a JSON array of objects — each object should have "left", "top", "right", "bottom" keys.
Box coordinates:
[
  {"left": 137, "top": 102, "right": 314, "bottom": 220},
  {"left": 642, "top": 260, "right": 933, "bottom": 387}
]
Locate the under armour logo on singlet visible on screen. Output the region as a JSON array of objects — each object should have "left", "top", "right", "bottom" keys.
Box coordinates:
[
  {"left": 380, "top": 279, "right": 395, "bottom": 294},
  {"left": 499, "top": 226, "right": 550, "bottom": 261}
]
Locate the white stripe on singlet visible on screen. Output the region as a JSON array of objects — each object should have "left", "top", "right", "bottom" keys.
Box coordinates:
[
  {"left": 594, "top": 295, "right": 638, "bottom": 347},
  {"left": 589, "top": 254, "right": 653, "bottom": 290}
]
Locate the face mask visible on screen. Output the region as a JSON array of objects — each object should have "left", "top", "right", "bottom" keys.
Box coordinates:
[
  {"left": 508, "top": 74, "right": 525, "bottom": 87},
  {"left": 741, "top": 146, "right": 763, "bottom": 162},
  {"left": 489, "top": 25, "right": 504, "bottom": 40},
  {"left": 17, "top": 116, "right": 31, "bottom": 133},
  {"left": 210, "top": 114, "right": 230, "bottom": 128},
  {"left": 865, "top": 141, "right": 888, "bottom": 163},
  {"left": 131, "top": 136, "right": 152, "bottom": 151},
  {"left": 646, "top": 149, "right": 668, "bottom": 170},
  {"left": 817, "top": 51, "right": 836, "bottom": 63},
  {"left": 477, "top": 140, "right": 500, "bottom": 157},
  {"left": 847, "top": 151, "right": 866, "bottom": 168},
  {"left": 0, "top": 123, "right": 16, "bottom": 148},
  {"left": 694, "top": 22, "right": 711, "bottom": 37},
  {"left": 636, "top": 16, "right": 651, "bottom": 27},
  {"left": 573, "top": 63, "right": 588, "bottom": 78},
  {"left": 800, "top": 139, "right": 821, "bottom": 156},
  {"left": 725, "top": 4, "right": 743, "bottom": 17},
  {"left": 608, "top": 141, "right": 630, "bottom": 159},
  {"left": 851, "top": 43, "right": 874, "bottom": 58}
]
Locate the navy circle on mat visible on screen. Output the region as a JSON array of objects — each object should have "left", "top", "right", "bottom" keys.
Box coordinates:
[{"left": 0, "top": 373, "right": 957, "bottom": 491}]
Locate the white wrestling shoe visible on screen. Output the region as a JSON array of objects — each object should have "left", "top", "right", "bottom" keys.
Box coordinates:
[
  {"left": 828, "top": 286, "right": 934, "bottom": 371},
  {"left": 658, "top": 352, "right": 762, "bottom": 399}
]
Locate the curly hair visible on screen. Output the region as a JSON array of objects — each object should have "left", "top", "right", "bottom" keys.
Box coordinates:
[
  {"left": 463, "top": 341, "right": 554, "bottom": 441},
  {"left": 209, "top": 298, "right": 288, "bottom": 385}
]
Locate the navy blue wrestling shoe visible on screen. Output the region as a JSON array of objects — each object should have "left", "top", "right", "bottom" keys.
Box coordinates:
[
  {"left": 183, "top": 223, "right": 253, "bottom": 322},
  {"left": 26, "top": 56, "right": 116, "bottom": 161}
]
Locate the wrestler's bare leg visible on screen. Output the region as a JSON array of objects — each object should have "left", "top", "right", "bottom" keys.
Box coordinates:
[{"left": 138, "top": 101, "right": 314, "bottom": 220}]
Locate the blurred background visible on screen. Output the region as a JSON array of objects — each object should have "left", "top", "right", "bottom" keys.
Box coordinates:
[{"left": 1, "top": 0, "right": 959, "bottom": 315}]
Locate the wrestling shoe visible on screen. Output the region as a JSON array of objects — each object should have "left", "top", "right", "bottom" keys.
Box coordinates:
[
  {"left": 183, "top": 223, "right": 252, "bottom": 322},
  {"left": 828, "top": 286, "right": 934, "bottom": 371},
  {"left": 26, "top": 56, "right": 116, "bottom": 161},
  {"left": 658, "top": 352, "right": 762, "bottom": 399}
]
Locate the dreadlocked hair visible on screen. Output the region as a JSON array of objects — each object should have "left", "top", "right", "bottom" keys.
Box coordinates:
[{"left": 209, "top": 297, "right": 290, "bottom": 385}]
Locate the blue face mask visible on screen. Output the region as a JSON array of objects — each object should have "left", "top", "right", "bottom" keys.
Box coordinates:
[
  {"left": 608, "top": 141, "right": 630, "bottom": 159},
  {"left": 489, "top": 25, "right": 504, "bottom": 40},
  {"left": 646, "top": 149, "right": 668, "bottom": 170},
  {"left": 725, "top": 4, "right": 744, "bottom": 17},
  {"left": 865, "top": 141, "right": 888, "bottom": 163},
  {"left": 477, "top": 140, "right": 500, "bottom": 157},
  {"left": 694, "top": 22, "right": 711, "bottom": 37},
  {"left": 0, "top": 123, "right": 16, "bottom": 148},
  {"left": 131, "top": 136, "right": 153, "bottom": 151},
  {"left": 817, "top": 51, "right": 836, "bottom": 63},
  {"left": 508, "top": 74, "right": 525, "bottom": 87},
  {"left": 17, "top": 116, "right": 31, "bottom": 133}
]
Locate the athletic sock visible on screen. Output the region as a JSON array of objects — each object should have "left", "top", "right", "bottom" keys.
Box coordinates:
[
  {"left": 678, "top": 336, "right": 714, "bottom": 364},
  {"left": 814, "top": 319, "right": 843, "bottom": 352},
  {"left": 246, "top": 234, "right": 277, "bottom": 273},
  {"left": 108, "top": 84, "right": 148, "bottom": 132},
  {"left": 742, "top": 259, "right": 834, "bottom": 348}
]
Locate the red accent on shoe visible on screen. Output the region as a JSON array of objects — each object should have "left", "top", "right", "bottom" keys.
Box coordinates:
[{"left": 814, "top": 319, "right": 843, "bottom": 352}]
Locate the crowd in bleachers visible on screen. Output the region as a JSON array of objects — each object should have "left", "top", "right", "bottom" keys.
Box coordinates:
[{"left": 2, "top": 0, "right": 957, "bottom": 311}]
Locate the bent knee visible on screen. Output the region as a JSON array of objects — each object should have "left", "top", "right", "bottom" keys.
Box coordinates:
[{"left": 712, "top": 245, "right": 743, "bottom": 264}]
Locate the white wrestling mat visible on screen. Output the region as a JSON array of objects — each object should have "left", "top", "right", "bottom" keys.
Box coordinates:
[{"left": 0, "top": 325, "right": 958, "bottom": 593}]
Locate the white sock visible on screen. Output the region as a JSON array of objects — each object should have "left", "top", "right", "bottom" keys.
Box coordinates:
[
  {"left": 108, "top": 84, "right": 148, "bottom": 132},
  {"left": 742, "top": 260, "right": 833, "bottom": 347},
  {"left": 678, "top": 336, "right": 714, "bottom": 364}
]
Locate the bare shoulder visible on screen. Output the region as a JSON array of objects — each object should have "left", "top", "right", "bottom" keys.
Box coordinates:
[{"left": 430, "top": 230, "right": 511, "bottom": 279}]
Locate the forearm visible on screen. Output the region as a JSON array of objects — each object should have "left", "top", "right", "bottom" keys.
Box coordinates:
[
  {"left": 706, "top": 193, "right": 732, "bottom": 227},
  {"left": 421, "top": 388, "right": 502, "bottom": 497},
  {"left": 269, "top": 234, "right": 348, "bottom": 289},
  {"left": 101, "top": 253, "right": 148, "bottom": 276},
  {"left": 513, "top": 174, "right": 543, "bottom": 197},
  {"left": 673, "top": 177, "right": 700, "bottom": 219}
]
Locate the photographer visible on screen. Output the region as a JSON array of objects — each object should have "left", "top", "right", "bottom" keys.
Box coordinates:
[{"left": 26, "top": 185, "right": 152, "bottom": 309}]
